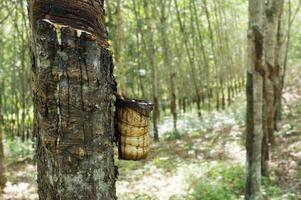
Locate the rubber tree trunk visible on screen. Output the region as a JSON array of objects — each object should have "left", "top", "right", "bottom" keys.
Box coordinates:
[
  {"left": 143, "top": 0, "right": 160, "bottom": 142},
  {"left": 107, "top": 0, "right": 126, "bottom": 96},
  {"left": 28, "top": 1, "right": 117, "bottom": 199},
  {"left": 277, "top": 0, "right": 295, "bottom": 122},
  {"left": 159, "top": 0, "right": 177, "bottom": 132},
  {"left": 262, "top": 0, "right": 284, "bottom": 177},
  {"left": 273, "top": 0, "right": 285, "bottom": 130},
  {"left": 0, "top": 81, "right": 6, "bottom": 191},
  {"left": 191, "top": 0, "right": 212, "bottom": 112},
  {"left": 174, "top": 0, "right": 202, "bottom": 117},
  {"left": 245, "top": 0, "right": 265, "bottom": 199}
]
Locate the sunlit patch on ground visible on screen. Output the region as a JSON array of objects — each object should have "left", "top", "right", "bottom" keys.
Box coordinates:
[{"left": 2, "top": 164, "right": 37, "bottom": 200}]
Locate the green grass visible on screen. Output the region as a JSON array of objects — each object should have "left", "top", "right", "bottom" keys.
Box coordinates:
[
  {"left": 4, "top": 137, "right": 35, "bottom": 162},
  {"left": 187, "top": 162, "right": 292, "bottom": 200},
  {"left": 118, "top": 192, "right": 156, "bottom": 200},
  {"left": 152, "top": 157, "right": 178, "bottom": 173},
  {"left": 188, "top": 163, "right": 245, "bottom": 200},
  {"left": 165, "top": 130, "right": 182, "bottom": 141}
]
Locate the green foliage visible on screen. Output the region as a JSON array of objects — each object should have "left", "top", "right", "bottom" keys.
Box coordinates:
[
  {"left": 262, "top": 178, "right": 299, "bottom": 200},
  {"left": 190, "top": 181, "right": 237, "bottom": 200},
  {"left": 187, "top": 163, "right": 291, "bottom": 200},
  {"left": 152, "top": 158, "right": 178, "bottom": 172},
  {"left": 132, "top": 193, "right": 154, "bottom": 200},
  {"left": 4, "top": 137, "right": 35, "bottom": 161},
  {"left": 188, "top": 163, "right": 245, "bottom": 200},
  {"left": 169, "top": 195, "right": 186, "bottom": 200},
  {"left": 165, "top": 130, "right": 182, "bottom": 141},
  {"left": 152, "top": 157, "right": 178, "bottom": 173},
  {"left": 0, "top": 0, "right": 33, "bottom": 140},
  {"left": 116, "top": 159, "right": 143, "bottom": 171}
]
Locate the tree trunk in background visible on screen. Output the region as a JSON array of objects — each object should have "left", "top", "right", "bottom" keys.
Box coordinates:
[
  {"left": 245, "top": 0, "right": 264, "bottom": 199},
  {"left": 131, "top": 0, "right": 146, "bottom": 99},
  {"left": 29, "top": 0, "right": 117, "bottom": 199},
  {"left": 0, "top": 81, "right": 7, "bottom": 192},
  {"left": 277, "top": 0, "right": 300, "bottom": 122},
  {"left": 174, "top": 0, "right": 202, "bottom": 117},
  {"left": 213, "top": 0, "right": 227, "bottom": 110},
  {"left": 143, "top": 0, "right": 160, "bottom": 142},
  {"left": 192, "top": 0, "right": 212, "bottom": 111},
  {"left": 107, "top": 0, "right": 126, "bottom": 96},
  {"left": 202, "top": 0, "right": 221, "bottom": 112},
  {"left": 274, "top": 1, "right": 285, "bottom": 130},
  {"left": 159, "top": 0, "right": 177, "bottom": 132},
  {"left": 262, "top": 0, "right": 284, "bottom": 177},
  {"left": 189, "top": 0, "right": 208, "bottom": 111}
]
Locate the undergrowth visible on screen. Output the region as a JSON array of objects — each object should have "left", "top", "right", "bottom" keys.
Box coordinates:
[
  {"left": 4, "top": 137, "right": 35, "bottom": 162},
  {"left": 187, "top": 163, "right": 297, "bottom": 200}
]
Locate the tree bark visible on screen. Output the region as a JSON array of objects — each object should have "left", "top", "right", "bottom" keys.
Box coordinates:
[
  {"left": 245, "top": 0, "right": 265, "bottom": 199},
  {"left": 262, "top": 0, "right": 284, "bottom": 177},
  {"left": 29, "top": 0, "right": 117, "bottom": 199}
]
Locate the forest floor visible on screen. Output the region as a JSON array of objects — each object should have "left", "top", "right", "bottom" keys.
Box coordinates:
[{"left": 0, "top": 66, "right": 301, "bottom": 200}]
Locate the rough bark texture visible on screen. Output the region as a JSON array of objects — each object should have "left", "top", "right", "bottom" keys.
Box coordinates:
[
  {"left": 29, "top": 0, "right": 117, "bottom": 199},
  {"left": 31, "top": 0, "right": 107, "bottom": 45},
  {"left": 245, "top": 0, "right": 264, "bottom": 199}
]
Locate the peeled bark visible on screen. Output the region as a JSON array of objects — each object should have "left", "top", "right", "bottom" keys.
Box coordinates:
[
  {"left": 245, "top": 0, "right": 265, "bottom": 199},
  {"left": 29, "top": 0, "right": 117, "bottom": 199}
]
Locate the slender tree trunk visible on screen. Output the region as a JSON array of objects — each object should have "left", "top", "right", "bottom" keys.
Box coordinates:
[
  {"left": 107, "top": 0, "right": 125, "bottom": 96},
  {"left": 0, "top": 81, "right": 7, "bottom": 192},
  {"left": 29, "top": 1, "right": 117, "bottom": 199},
  {"left": 262, "top": 0, "right": 284, "bottom": 177},
  {"left": 190, "top": 0, "right": 211, "bottom": 111},
  {"left": 0, "top": 22, "right": 7, "bottom": 192},
  {"left": 142, "top": 0, "right": 160, "bottom": 142},
  {"left": 159, "top": 0, "right": 177, "bottom": 131},
  {"left": 213, "top": 0, "right": 227, "bottom": 110},
  {"left": 276, "top": 0, "right": 298, "bottom": 122},
  {"left": 174, "top": 0, "right": 202, "bottom": 117},
  {"left": 274, "top": 1, "right": 285, "bottom": 130},
  {"left": 202, "top": 0, "right": 221, "bottom": 112},
  {"left": 131, "top": 0, "right": 146, "bottom": 99},
  {"left": 245, "top": 0, "right": 265, "bottom": 199}
]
